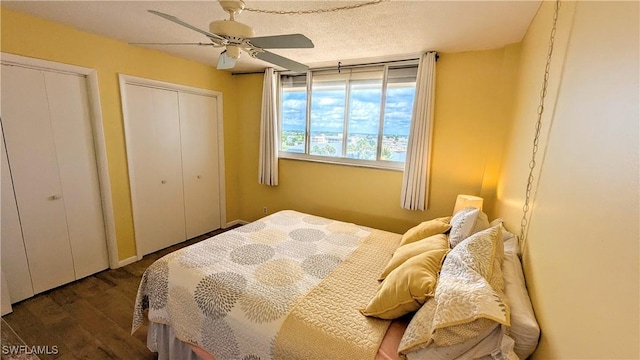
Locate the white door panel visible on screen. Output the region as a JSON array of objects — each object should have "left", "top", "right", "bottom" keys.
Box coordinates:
[
  {"left": 1, "top": 65, "right": 76, "bottom": 293},
  {"left": 44, "top": 71, "right": 109, "bottom": 278},
  {"left": 125, "top": 85, "right": 162, "bottom": 255},
  {"left": 125, "top": 85, "right": 186, "bottom": 256},
  {"left": 152, "top": 88, "right": 186, "bottom": 249},
  {"left": 179, "top": 92, "right": 221, "bottom": 238}
]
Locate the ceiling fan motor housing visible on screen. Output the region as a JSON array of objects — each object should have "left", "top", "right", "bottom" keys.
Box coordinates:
[{"left": 209, "top": 19, "right": 255, "bottom": 39}]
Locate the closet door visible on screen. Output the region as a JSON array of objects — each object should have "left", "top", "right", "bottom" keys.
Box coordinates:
[
  {"left": 125, "top": 85, "right": 186, "bottom": 256},
  {"left": 179, "top": 92, "right": 221, "bottom": 238},
  {"left": 1, "top": 65, "right": 76, "bottom": 293},
  {"left": 45, "top": 72, "right": 109, "bottom": 279},
  {"left": 0, "top": 131, "right": 34, "bottom": 303}
]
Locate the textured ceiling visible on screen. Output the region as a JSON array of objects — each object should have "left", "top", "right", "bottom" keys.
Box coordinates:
[{"left": 2, "top": 1, "right": 541, "bottom": 72}]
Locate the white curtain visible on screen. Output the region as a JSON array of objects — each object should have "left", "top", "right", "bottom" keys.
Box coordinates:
[
  {"left": 401, "top": 52, "right": 437, "bottom": 210},
  {"left": 258, "top": 68, "right": 279, "bottom": 186}
]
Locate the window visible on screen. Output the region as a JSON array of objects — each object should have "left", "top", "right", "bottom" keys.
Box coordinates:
[{"left": 279, "top": 61, "right": 418, "bottom": 170}]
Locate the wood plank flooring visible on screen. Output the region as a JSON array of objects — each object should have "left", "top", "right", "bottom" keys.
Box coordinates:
[{"left": 1, "top": 227, "right": 236, "bottom": 360}]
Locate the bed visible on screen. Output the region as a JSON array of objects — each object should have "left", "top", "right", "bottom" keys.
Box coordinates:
[{"left": 132, "top": 210, "right": 539, "bottom": 360}]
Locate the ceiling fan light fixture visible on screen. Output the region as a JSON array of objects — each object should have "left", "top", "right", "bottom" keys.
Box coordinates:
[{"left": 226, "top": 45, "right": 241, "bottom": 59}]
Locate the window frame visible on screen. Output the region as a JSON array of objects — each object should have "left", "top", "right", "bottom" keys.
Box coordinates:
[{"left": 277, "top": 59, "right": 419, "bottom": 171}]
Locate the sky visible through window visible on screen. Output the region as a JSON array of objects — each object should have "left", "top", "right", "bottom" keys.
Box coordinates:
[
  {"left": 282, "top": 87, "right": 414, "bottom": 134},
  {"left": 281, "top": 76, "right": 416, "bottom": 163}
]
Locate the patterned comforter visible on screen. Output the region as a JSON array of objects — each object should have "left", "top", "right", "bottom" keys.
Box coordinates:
[{"left": 132, "top": 210, "right": 378, "bottom": 359}]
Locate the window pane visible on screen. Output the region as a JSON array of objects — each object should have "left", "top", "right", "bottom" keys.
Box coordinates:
[
  {"left": 281, "top": 74, "right": 307, "bottom": 153},
  {"left": 347, "top": 80, "right": 382, "bottom": 160},
  {"left": 382, "top": 66, "right": 417, "bottom": 162},
  {"left": 310, "top": 81, "right": 346, "bottom": 157}
]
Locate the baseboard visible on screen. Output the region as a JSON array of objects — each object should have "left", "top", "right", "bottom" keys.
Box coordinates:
[
  {"left": 224, "top": 219, "right": 248, "bottom": 228},
  {"left": 116, "top": 255, "right": 138, "bottom": 268}
]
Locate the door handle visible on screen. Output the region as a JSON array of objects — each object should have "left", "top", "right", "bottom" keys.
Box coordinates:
[
  {"left": 48, "top": 194, "right": 62, "bottom": 200},
  {"left": 161, "top": 180, "right": 167, "bottom": 184}
]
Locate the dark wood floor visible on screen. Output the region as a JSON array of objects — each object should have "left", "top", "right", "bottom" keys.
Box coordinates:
[{"left": 1, "top": 227, "right": 236, "bottom": 360}]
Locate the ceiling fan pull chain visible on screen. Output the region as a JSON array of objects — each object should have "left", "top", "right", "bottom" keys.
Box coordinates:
[
  {"left": 245, "top": 0, "right": 386, "bottom": 15},
  {"left": 519, "top": 0, "right": 560, "bottom": 252}
]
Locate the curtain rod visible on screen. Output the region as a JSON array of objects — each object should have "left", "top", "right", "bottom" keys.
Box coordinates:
[{"left": 231, "top": 52, "right": 437, "bottom": 76}]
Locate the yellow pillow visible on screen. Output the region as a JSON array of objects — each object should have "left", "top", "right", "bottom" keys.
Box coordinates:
[
  {"left": 379, "top": 234, "right": 448, "bottom": 280},
  {"left": 400, "top": 217, "right": 451, "bottom": 246},
  {"left": 360, "top": 247, "right": 449, "bottom": 319}
]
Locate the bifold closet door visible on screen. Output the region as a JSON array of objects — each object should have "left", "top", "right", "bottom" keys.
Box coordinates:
[
  {"left": 124, "top": 84, "right": 186, "bottom": 256},
  {"left": 179, "top": 92, "right": 221, "bottom": 239},
  {"left": 1, "top": 64, "right": 109, "bottom": 294}
]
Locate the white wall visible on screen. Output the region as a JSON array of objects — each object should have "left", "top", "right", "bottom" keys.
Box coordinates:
[{"left": 496, "top": 1, "right": 639, "bottom": 358}]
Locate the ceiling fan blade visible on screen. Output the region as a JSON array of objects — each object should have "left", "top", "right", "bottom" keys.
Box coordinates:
[
  {"left": 217, "top": 51, "right": 237, "bottom": 70},
  {"left": 148, "top": 10, "right": 226, "bottom": 43},
  {"left": 130, "top": 42, "right": 216, "bottom": 46},
  {"left": 248, "top": 34, "right": 314, "bottom": 49},
  {"left": 255, "top": 51, "right": 309, "bottom": 72}
]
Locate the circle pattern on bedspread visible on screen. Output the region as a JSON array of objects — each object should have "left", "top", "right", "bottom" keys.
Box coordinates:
[
  {"left": 214, "top": 232, "right": 247, "bottom": 249},
  {"left": 243, "top": 356, "right": 260, "bottom": 360},
  {"left": 146, "top": 260, "right": 169, "bottom": 310},
  {"left": 230, "top": 244, "right": 275, "bottom": 265},
  {"left": 275, "top": 240, "right": 318, "bottom": 259},
  {"left": 235, "top": 221, "right": 267, "bottom": 233},
  {"left": 289, "top": 228, "right": 325, "bottom": 242},
  {"left": 255, "top": 259, "right": 303, "bottom": 286},
  {"left": 239, "top": 283, "right": 297, "bottom": 323},
  {"left": 200, "top": 317, "right": 240, "bottom": 359},
  {"left": 248, "top": 229, "right": 288, "bottom": 245},
  {"left": 301, "top": 254, "right": 342, "bottom": 279},
  {"left": 194, "top": 272, "right": 247, "bottom": 319},
  {"left": 302, "top": 215, "right": 332, "bottom": 225},
  {"left": 325, "top": 232, "right": 361, "bottom": 247}
]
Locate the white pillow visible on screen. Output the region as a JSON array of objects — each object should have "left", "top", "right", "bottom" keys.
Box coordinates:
[
  {"left": 490, "top": 218, "right": 517, "bottom": 242},
  {"left": 490, "top": 219, "right": 520, "bottom": 255},
  {"left": 502, "top": 246, "right": 540, "bottom": 359},
  {"left": 449, "top": 207, "right": 490, "bottom": 248},
  {"left": 504, "top": 237, "right": 519, "bottom": 255}
]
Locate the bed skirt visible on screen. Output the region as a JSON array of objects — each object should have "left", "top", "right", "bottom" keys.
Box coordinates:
[{"left": 147, "top": 322, "right": 200, "bottom": 360}]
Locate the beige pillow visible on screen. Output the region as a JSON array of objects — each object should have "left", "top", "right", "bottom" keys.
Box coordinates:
[
  {"left": 379, "top": 234, "right": 448, "bottom": 280},
  {"left": 360, "top": 247, "right": 449, "bottom": 320},
  {"left": 400, "top": 217, "right": 451, "bottom": 246}
]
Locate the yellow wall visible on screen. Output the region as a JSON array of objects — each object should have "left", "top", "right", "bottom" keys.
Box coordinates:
[
  {"left": 496, "top": 1, "right": 639, "bottom": 358},
  {"left": 235, "top": 48, "right": 519, "bottom": 233},
  {"left": 4, "top": 2, "right": 639, "bottom": 357},
  {"left": 1, "top": 8, "right": 241, "bottom": 261}
]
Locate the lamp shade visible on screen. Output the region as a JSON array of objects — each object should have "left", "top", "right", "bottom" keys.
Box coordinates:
[{"left": 453, "top": 195, "right": 484, "bottom": 215}]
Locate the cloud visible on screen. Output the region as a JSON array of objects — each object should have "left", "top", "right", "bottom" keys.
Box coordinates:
[{"left": 282, "top": 84, "right": 416, "bottom": 135}]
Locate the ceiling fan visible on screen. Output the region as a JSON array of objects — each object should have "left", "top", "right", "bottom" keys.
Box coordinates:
[{"left": 144, "top": 0, "right": 314, "bottom": 72}]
